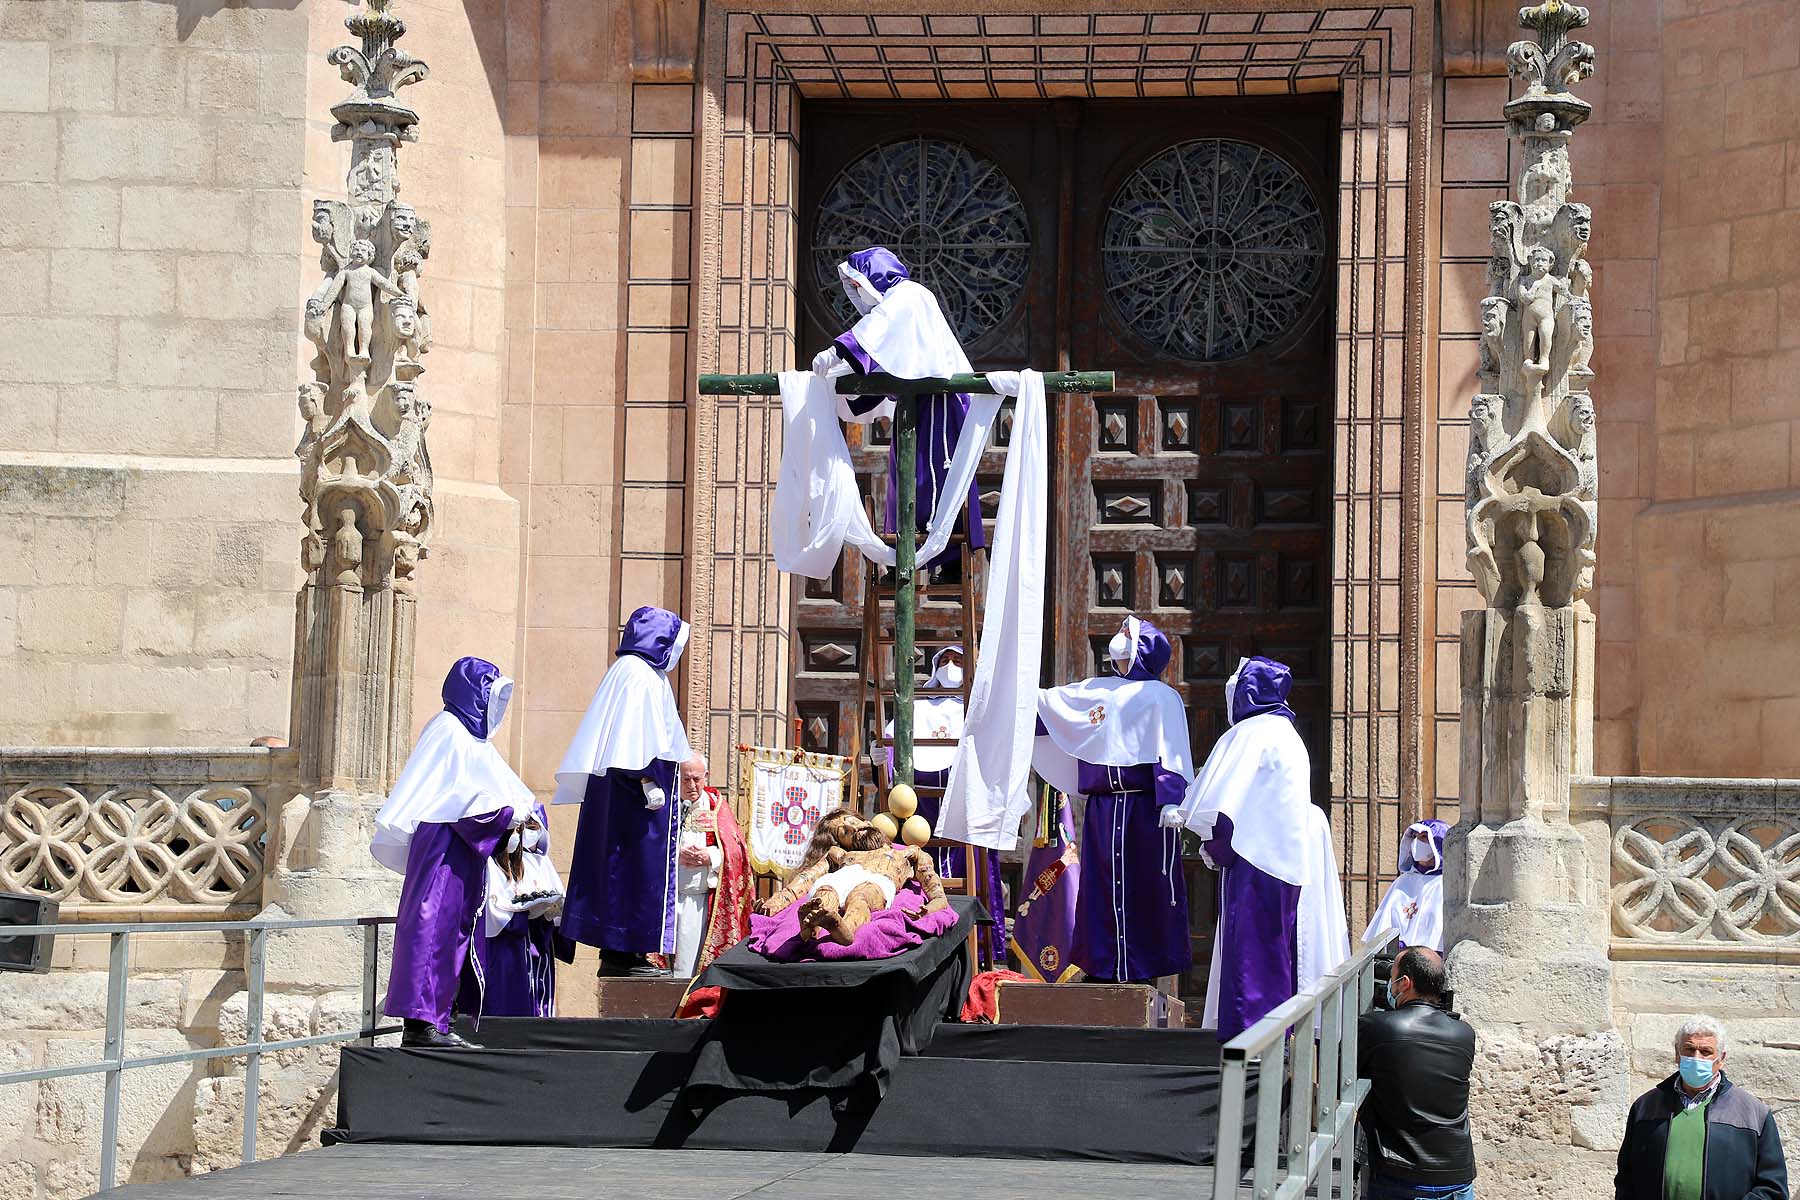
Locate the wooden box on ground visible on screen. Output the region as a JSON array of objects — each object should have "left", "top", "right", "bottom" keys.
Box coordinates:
[
  {"left": 594, "top": 976, "right": 690, "bottom": 1019},
  {"left": 994, "top": 981, "right": 1185, "bottom": 1028}
]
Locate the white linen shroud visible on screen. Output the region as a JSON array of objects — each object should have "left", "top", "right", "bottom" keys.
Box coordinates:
[
  {"left": 772, "top": 371, "right": 894, "bottom": 577},
  {"left": 1031, "top": 676, "right": 1195, "bottom": 797},
  {"left": 1177, "top": 712, "right": 1349, "bottom": 1029},
  {"left": 550, "top": 652, "right": 694, "bottom": 806},
  {"left": 937, "top": 371, "right": 1045, "bottom": 852},
  {"left": 370, "top": 685, "right": 534, "bottom": 874}
]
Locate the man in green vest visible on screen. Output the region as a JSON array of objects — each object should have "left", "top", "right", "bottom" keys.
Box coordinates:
[{"left": 1615, "top": 1015, "right": 1788, "bottom": 1200}]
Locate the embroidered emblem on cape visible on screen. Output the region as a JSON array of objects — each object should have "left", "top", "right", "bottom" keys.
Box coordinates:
[
  {"left": 1086, "top": 704, "right": 1106, "bottom": 726},
  {"left": 1038, "top": 945, "right": 1060, "bottom": 972}
]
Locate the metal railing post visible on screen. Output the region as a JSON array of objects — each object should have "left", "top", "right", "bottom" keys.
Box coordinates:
[
  {"left": 99, "top": 930, "right": 128, "bottom": 1192},
  {"left": 361, "top": 922, "right": 380, "bottom": 1045},
  {"left": 1250, "top": 1027, "right": 1288, "bottom": 1197},
  {"left": 241, "top": 926, "right": 267, "bottom": 1166},
  {"left": 1213, "top": 1051, "right": 1248, "bottom": 1198}
]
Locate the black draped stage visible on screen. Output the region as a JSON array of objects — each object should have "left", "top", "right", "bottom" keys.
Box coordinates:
[
  {"left": 332, "top": 1018, "right": 1258, "bottom": 1164},
  {"left": 332, "top": 895, "right": 1262, "bottom": 1165}
]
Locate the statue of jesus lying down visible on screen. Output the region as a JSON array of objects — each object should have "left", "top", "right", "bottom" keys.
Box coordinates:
[{"left": 755, "top": 810, "right": 949, "bottom": 946}]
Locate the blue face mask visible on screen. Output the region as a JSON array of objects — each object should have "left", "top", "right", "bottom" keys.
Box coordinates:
[{"left": 1678, "top": 1055, "right": 1715, "bottom": 1089}]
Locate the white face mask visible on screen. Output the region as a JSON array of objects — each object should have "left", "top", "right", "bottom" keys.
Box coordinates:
[
  {"left": 1411, "top": 838, "right": 1437, "bottom": 868},
  {"left": 523, "top": 826, "right": 544, "bottom": 853},
  {"left": 1107, "top": 629, "right": 1133, "bottom": 673},
  {"left": 938, "top": 663, "right": 964, "bottom": 690}
]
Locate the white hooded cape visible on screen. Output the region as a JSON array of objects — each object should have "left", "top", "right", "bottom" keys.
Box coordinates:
[
  {"left": 839, "top": 275, "right": 973, "bottom": 402},
  {"left": 1178, "top": 712, "right": 1348, "bottom": 1028},
  {"left": 370, "top": 680, "right": 534, "bottom": 874},
  {"left": 551, "top": 650, "right": 694, "bottom": 806},
  {"left": 1364, "top": 822, "right": 1446, "bottom": 951},
  {"left": 1032, "top": 676, "right": 1195, "bottom": 798}
]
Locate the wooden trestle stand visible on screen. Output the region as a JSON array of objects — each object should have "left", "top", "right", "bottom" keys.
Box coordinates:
[{"left": 697, "top": 370, "right": 1113, "bottom": 971}]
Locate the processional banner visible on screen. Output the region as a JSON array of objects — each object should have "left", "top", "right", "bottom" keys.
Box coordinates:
[{"left": 735, "top": 745, "right": 852, "bottom": 876}]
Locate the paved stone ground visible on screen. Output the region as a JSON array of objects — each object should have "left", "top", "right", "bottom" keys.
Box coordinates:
[{"left": 104, "top": 1144, "right": 1224, "bottom": 1199}]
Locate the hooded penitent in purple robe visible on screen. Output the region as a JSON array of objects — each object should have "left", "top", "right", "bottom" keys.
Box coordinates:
[
  {"left": 1179, "top": 656, "right": 1349, "bottom": 1043},
  {"left": 552, "top": 605, "right": 695, "bottom": 956},
  {"left": 1033, "top": 617, "right": 1194, "bottom": 983},
  {"left": 831, "top": 247, "right": 984, "bottom": 569},
  {"left": 377, "top": 657, "right": 533, "bottom": 1033},
  {"left": 457, "top": 801, "right": 561, "bottom": 1019}
]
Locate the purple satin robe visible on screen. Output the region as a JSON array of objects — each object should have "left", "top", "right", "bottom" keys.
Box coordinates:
[
  {"left": 1204, "top": 813, "right": 1301, "bottom": 1042},
  {"left": 559, "top": 760, "right": 679, "bottom": 955},
  {"left": 836, "top": 332, "right": 986, "bottom": 569},
  {"left": 1069, "top": 759, "right": 1191, "bottom": 982},
  {"left": 458, "top": 907, "right": 558, "bottom": 1019},
  {"left": 383, "top": 806, "right": 514, "bottom": 1033}
]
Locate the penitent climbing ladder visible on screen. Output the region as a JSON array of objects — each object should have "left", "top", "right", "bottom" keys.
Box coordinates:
[{"left": 697, "top": 370, "right": 1114, "bottom": 968}]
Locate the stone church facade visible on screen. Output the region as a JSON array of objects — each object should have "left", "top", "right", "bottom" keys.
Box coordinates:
[{"left": 0, "top": 1, "right": 1796, "bottom": 1195}]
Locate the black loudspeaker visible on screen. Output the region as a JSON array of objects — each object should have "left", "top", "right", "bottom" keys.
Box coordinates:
[{"left": 0, "top": 892, "right": 58, "bottom": 973}]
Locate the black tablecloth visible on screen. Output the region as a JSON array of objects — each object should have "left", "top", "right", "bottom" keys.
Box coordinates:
[{"left": 683, "top": 895, "right": 987, "bottom": 1102}]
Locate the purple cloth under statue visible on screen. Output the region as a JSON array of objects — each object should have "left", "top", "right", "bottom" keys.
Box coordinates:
[
  {"left": 555, "top": 605, "right": 695, "bottom": 957},
  {"left": 748, "top": 881, "right": 958, "bottom": 963},
  {"left": 832, "top": 248, "right": 984, "bottom": 570}
]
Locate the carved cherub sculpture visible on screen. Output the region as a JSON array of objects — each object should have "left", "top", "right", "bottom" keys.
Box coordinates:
[
  {"left": 1516, "top": 245, "right": 1568, "bottom": 373},
  {"left": 756, "top": 810, "right": 949, "bottom": 946},
  {"left": 312, "top": 239, "right": 402, "bottom": 365}
]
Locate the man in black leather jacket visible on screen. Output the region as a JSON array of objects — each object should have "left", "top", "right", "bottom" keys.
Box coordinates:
[{"left": 1357, "top": 946, "right": 1478, "bottom": 1199}]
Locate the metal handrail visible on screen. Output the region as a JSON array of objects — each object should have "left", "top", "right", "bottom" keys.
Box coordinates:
[
  {"left": 0, "top": 914, "right": 398, "bottom": 1192},
  {"left": 1212, "top": 928, "right": 1399, "bottom": 1200}
]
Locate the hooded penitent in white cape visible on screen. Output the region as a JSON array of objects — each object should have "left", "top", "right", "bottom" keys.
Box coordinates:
[
  {"left": 1363, "top": 819, "right": 1447, "bottom": 952},
  {"left": 1033, "top": 617, "right": 1195, "bottom": 795},
  {"left": 551, "top": 621, "right": 694, "bottom": 807},
  {"left": 836, "top": 269, "right": 973, "bottom": 407},
  {"left": 1178, "top": 657, "right": 1348, "bottom": 1031},
  {"left": 885, "top": 646, "right": 966, "bottom": 774},
  {"left": 371, "top": 677, "right": 534, "bottom": 873}
]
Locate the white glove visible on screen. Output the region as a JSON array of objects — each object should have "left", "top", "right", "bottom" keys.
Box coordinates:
[
  {"left": 1158, "top": 805, "right": 1186, "bottom": 830},
  {"left": 811, "top": 346, "right": 840, "bottom": 376},
  {"left": 522, "top": 826, "right": 544, "bottom": 852},
  {"left": 984, "top": 370, "right": 1022, "bottom": 397},
  {"left": 641, "top": 780, "right": 667, "bottom": 811},
  {"left": 1197, "top": 845, "right": 1218, "bottom": 871}
]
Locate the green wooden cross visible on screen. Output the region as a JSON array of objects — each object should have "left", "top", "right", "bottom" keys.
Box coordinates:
[{"left": 696, "top": 370, "right": 1114, "bottom": 788}]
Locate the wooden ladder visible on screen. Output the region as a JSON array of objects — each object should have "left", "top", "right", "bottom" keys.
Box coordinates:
[{"left": 853, "top": 532, "right": 998, "bottom": 969}]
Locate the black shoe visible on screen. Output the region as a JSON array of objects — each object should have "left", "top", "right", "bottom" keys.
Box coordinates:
[
  {"left": 401, "top": 1018, "right": 482, "bottom": 1049},
  {"left": 598, "top": 950, "right": 652, "bottom": 978}
]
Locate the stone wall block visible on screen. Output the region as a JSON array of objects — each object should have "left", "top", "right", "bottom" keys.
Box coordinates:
[
  {"left": 60, "top": 116, "right": 211, "bottom": 184},
  {"left": 38, "top": 1031, "right": 195, "bottom": 1182},
  {"left": 0, "top": 970, "right": 182, "bottom": 1034},
  {"left": 0, "top": 318, "right": 117, "bottom": 385},
  {"left": 0, "top": 183, "right": 117, "bottom": 250},
  {"left": 119, "top": 186, "right": 250, "bottom": 252},
  {"left": 0, "top": 247, "right": 50, "bottom": 315},
  {"left": 0, "top": 40, "right": 51, "bottom": 113},
  {"left": 0, "top": 113, "right": 56, "bottom": 183},
  {"left": 18, "top": 587, "right": 123, "bottom": 655},
  {"left": 49, "top": 249, "right": 176, "bottom": 319},
  {"left": 48, "top": 44, "right": 115, "bottom": 112}
]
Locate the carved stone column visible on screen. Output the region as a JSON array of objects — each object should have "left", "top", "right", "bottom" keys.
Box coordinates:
[
  {"left": 1443, "top": 5, "right": 1627, "bottom": 1193},
  {"left": 263, "top": 0, "right": 433, "bottom": 980}
]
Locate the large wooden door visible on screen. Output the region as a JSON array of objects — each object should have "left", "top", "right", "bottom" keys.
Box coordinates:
[{"left": 796, "top": 98, "right": 1338, "bottom": 997}]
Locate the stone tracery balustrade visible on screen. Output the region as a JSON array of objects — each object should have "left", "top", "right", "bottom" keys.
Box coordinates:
[
  {"left": 1574, "top": 777, "right": 1800, "bottom": 950},
  {"left": 0, "top": 748, "right": 293, "bottom": 912}
]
